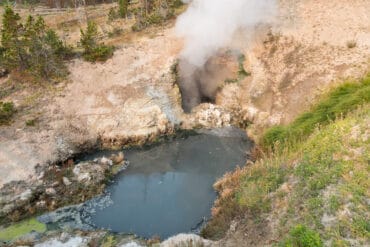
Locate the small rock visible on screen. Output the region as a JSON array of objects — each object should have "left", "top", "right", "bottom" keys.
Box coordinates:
[
  {"left": 121, "top": 242, "right": 143, "bottom": 247},
  {"left": 77, "top": 172, "right": 91, "bottom": 182},
  {"left": 1, "top": 203, "right": 15, "bottom": 214},
  {"left": 230, "top": 220, "right": 238, "bottom": 232},
  {"left": 17, "top": 231, "right": 41, "bottom": 244},
  {"left": 45, "top": 188, "right": 56, "bottom": 195},
  {"left": 37, "top": 171, "right": 45, "bottom": 180},
  {"left": 111, "top": 152, "right": 125, "bottom": 164},
  {"left": 73, "top": 164, "right": 91, "bottom": 182},
  {"left": 100, "top": 157, "right": 113, "bottom": 166},
  {"left": 62, "top": 177, "right": 72, "bottom": 186},
  {"left": 72, "top": 166, "right": 81, "bottom": 176},
  {"left": 0, "top": 68, "right": 8, "bottom": 77},
  {"left": 52, "top": 181, "right": 59, "bottom": 187},
  {"left": 60, "top": 232, "right": 70, "bottom": 242},
  {"left": 20, "top": 189, "right": 32, "bottom": 201},
  {"left": 36, "top": 200, "right": 46, "bottom": 208}
]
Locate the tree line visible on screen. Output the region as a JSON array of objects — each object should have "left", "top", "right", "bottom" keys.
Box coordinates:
[{"left": 4, "top": 0, "right": 116, "bottom": 8}]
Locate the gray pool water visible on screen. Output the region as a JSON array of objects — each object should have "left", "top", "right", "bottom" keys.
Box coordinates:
[{"left": 42, "top": 128, "right": 252, "bottom": 239}]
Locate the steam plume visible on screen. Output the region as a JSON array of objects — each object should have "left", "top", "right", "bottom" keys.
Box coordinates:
[
  {"left": 175, "top": 0, "right": 277, "bottom": 112},
  {"left": 175, "top": 0, "right": 277, "bottom": 67}
]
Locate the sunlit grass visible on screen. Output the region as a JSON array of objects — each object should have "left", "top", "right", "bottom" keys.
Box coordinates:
[
  {"left": 203, "top": 73, "right": 370, "bottom": 244},
  {"left": 0, "top": 218, "right": 46, "bottom": 241},
  {"left": 262, "top": 75, "right": 370, "bottom": 150}
]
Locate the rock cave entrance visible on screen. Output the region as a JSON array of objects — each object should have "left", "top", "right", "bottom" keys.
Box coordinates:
[{"left": 176, "top": 51, "right": 245, "bottom": 113}]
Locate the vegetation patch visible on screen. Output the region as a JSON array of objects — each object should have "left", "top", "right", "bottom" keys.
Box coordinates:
[
  {"left": 278, "top": 225, "right": 323, "bottom": 247},
  {"left": 0, "top": 6, "right": 71, "bottom": 81},
  {"left": 262, "top": 75, "right": 370, "bottom": 150},
  {"left": 131, "top": 0, "right": 184, "bottom": 32},
  {"left": 80, "top": 21, "right": 114, "bottom": 62},
  {"left": 237, "top": 54, "right": 250, "bottom": 78},
  {"left": 0, "top": 217, "right": 46, "bottom": 241},
  {"left": 0, "top": 101, "right": 15, "bottom": 125},
  {"left": 204, "top": 75, "right": 370, "bottom": 245}
]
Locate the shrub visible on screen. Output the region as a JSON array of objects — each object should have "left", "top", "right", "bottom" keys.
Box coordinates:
[
  {"left": 44, "top": 29, "right": 73, "bottom": 59},
  {"left": 25, "top": 118, "right": 36, "bottom": 126},
  {"left": 0, "top": 101, "right": 15, "bottom": 125},
  {"left": 83, "top": 45, "right": 114, "bottom": 62},
  {"left": 80, "top": 21, "right": 114, "bottom": 62},
  {"left": 278, "top": 225, "right": 323, "bottom": 247},
  {"left": 108, "top": 7, "right": 119, "bottom": 21},
  {"left": 346, "top": 40, "right": 357, "bottom": 49}
]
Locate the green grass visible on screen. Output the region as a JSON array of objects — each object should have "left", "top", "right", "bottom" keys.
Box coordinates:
[
  {"left": 204, "top": 75, "right": 370, "bottom": 244},
  {"left": 278, "top": 225, "right": 323, "bottom": 247},
  {"left": 237, "top": 54, "right": 250, "bottom": 78},
  {"left": 83, "top": 45, "right": 114, "bottom": 63},
  {"left": 101, "top": 235, "right": 117, "bottom": 247},
  {"left": 223, "top": 54, "right": 251, "bottom": 84},
  {"left": 262, "top": 75, "right": 370, "bottom": 150},
  {"left": 231, "top": 105, "right": 369, "bottom": 244},
  {"left": 0, "top": 218, "right": 46, "bottom": 241}
]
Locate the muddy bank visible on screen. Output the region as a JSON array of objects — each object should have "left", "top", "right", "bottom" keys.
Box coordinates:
[{"left": 0, "top": 127, "right": 251, "bottom": 246}]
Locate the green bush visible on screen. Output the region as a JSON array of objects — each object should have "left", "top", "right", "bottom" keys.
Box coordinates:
[
  {"left": 262, "top": 76, "right": 370, "bottom": 150},
  {"left": 44, "top": 29, "right": 73, "bottom": 59},
  {"left": 83, "top": 45, "right": 114, "bottom": 62},
  {"left": 80, "top": 21, "right": 114, "bottom": 62},
  {"left": 0, "top": 101, "right": 15, "bottom": 125},
  {"left": 278, "top": 225, "right": 323, "bottom": 247}
]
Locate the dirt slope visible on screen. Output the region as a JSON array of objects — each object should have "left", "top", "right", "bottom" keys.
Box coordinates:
[{"left": 217, "top": 0, "right": 370, "bottom": 139}]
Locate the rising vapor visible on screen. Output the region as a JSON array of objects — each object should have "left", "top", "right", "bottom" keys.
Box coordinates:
[
  {"left": 175, "top": 0, "right": 277, "bottom": 67},
  {"left": 175, "top": 0, "right": 277, "bottom": 112}
]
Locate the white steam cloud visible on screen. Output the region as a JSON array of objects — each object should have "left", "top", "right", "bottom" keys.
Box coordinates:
[{"left": 175, "top": 0, "right": 277, "bottom": 67}]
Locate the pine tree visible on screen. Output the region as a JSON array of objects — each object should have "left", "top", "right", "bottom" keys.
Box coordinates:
[
  {"left": 118, "top": 0, "right": 128, "bottom": 18},
  {"left": 1, "top": 6, "right": 28, "bottom": 70},
  {"left": 80, "top": 21, "right": 113, "bottom": 62},
  {"left": 80, "top": 21, "right": 99, "bottom": 54}
]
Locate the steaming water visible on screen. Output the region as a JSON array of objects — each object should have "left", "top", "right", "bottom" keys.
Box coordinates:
[{"left": 40, "top": 127, "right": 252, "bottom": 239}]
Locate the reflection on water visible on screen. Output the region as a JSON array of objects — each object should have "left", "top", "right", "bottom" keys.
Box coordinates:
[{"left": 83, "top": 127, "right": 253, "bottom": 239}]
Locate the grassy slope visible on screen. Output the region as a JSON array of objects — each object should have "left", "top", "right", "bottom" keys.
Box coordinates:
[
  {"left": 203, "top": 76, "right": 370, "bottom": 246},
  {"left": 263, "top": 75, "right": 370, "bottom": 150}
]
